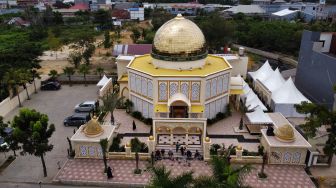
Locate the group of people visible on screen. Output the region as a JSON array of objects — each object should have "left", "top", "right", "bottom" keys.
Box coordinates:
[
  {"left": 151, "top": 142, "right": 203, "bottom": 162},
  {"left": 176, "top": 142, "right": 202, "bottom": 160}
]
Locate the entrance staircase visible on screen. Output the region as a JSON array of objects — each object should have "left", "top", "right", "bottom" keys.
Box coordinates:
[{"left": 155, "top": 144, "right": 203, "bottom": 159}]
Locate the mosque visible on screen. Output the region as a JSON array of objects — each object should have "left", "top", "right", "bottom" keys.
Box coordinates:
[
  {"left": 117, "top": 14, "right": 243, "bottom": 148},
  {"left": 71, "top": 14, "right": 312, "bottom": 165}
]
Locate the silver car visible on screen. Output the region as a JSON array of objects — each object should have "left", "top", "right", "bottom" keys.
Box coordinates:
[{"left": 74, "top": 101, "right": 96, "bottom": 113}]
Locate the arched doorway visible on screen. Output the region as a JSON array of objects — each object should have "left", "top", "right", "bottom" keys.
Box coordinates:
[
  {"left": 170, "top": 101, "right": 188, "bottom": 118},
  {"left": 121, "top": 87, "right": 129, "bottom": 99},
  {"left": 168, "top": 93, "right": 191, "bottom": 118}
]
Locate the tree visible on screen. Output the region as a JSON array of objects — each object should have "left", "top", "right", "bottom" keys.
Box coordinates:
[
  {"left": 47, "top": 31, "right": 62, "bottom": 59},
  {"left": 4, "top": 69, "right": 22, "bottom": 106},
  {"left": 48, "top": 69, "right": 58, "bottom": 81},
  {"left": 0, "top": 116, "right": 20, "bottom": 157},
  {"left": 295, "top": 101, "right": 336, "bottom": 161},
  {"left": 96, "top": 66, "right": 104, "bottom": 79},
  {"left": 99, "top": 138, "right": 108, "bottom": 173},
  {"left": 131, "top": 28, "right": 141, "bottom": 43},
  {"left": 131, "top": 137, "right": 142, "bottom": 174},
  {"left": 124, "top": 99, "right": 133, "bottom": 113},
  {"left": 68, "top": 51, "right": 82, "bottom": 68},
  {"left": 100, "top": 92, "right": 124, "bottom": 125},
  {"left": 63, "top": 67, "right": 75, "bottom": 86},
  {"left": 82, "top": 44, "right": 95, "bottom": 65},
  {"left": 18, "top": 70, "right": 32, "bottom": 100},
  {"left": 79, "top": 64, "right": 90, "bottom": 86},
  {"left": 147, "top": 165, "right": 193, "bottom": 188},
  {"left": 11, "top": 108, "right": 55, "bottom": 177},
  {"left": 239, "top": 117, "right": 244, "bottom": 130},
  {"left": 53, "top": 11, "right": 63, "bottom": 25},
  {"left": 93, "top": 9, "right": 111, "bottom": 26},
  {"left": 30, "top": 69, "right": 40, "bottom": 94},
  {"left": 104, "top": 31, "right": 111, "bottom": 48}
]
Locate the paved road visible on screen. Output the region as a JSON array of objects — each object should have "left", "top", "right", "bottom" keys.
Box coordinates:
[
  {"left": 1, "top": 85, "right": 98, "bottom": 183},
  {"left": 0, "top": 182, "right": 101, "bottom": 188}
]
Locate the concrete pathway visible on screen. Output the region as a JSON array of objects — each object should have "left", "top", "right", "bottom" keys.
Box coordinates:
[{"left": 54, "top": 158, "right": 316, "bottom": 188}]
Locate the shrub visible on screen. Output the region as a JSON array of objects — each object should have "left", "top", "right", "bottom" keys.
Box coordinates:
[
  {"left": 242, "top": 149, "right": 248, "bottom": 156},
  {"left": 131, "top": 111, "right": 152, "bottom": 125},
  {"left": 258, "top": 145, "right": 264, "bottom": 156},
  {"left": 132, "top": 111, "right": 143, "bottom": 120},
  {"left": 130, "top": 137, "right": 148, "bottom": 153},
  {"left": 109, "top": 136, "right": 125, "bottom": 152}
]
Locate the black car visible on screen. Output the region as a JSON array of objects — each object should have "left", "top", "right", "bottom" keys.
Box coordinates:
[
  {"left": 64, "top": 113, "right": 90, "bottom": 127},
  {"left": 41, "top": 81, "right": 61, "bottom": 90}
]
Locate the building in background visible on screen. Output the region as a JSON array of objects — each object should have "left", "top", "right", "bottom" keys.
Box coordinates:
[
  {"left": 295, "top": 30, "right": 336, "bottom": 110},
  {"left": 128, "top": 7, "right": 144, "bottom": 21}
]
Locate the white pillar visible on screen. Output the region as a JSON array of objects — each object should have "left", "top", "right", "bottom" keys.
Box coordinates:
[
  {"left": 148, "top": 136, "right": 155, "bottom": 154},
  {"left": 203, "top": 137, "right": 211, "bottom": 161},
  {"left": 125, "top": 143, "right": 131, "bottom": 158}
]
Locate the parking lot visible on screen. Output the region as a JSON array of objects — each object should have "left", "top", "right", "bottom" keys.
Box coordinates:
[{"left": 1, "top": 85, "right": 98, "bottom": 183}]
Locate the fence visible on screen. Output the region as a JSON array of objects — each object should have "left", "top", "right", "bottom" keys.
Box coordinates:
[
  {"left": 108, "top": 152, "right": 150, "bottom": 160},
  {"left": 0, "top": 75, "right": 49, "bottom": 117}
]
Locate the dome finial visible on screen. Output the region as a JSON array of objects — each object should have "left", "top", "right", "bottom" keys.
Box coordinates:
[{"left": 175, "top": 14, "right": 184, "bottom": 19}]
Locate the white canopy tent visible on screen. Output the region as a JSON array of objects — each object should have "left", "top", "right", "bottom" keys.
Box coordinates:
[
  {"left": 246, "top": 107, "right": 273, "bottom": 124},
  {"left": 262, "top": 68, "right": 285, "bottom": 92},
  {"left": 248, "top": 60, "right": 274, "bottom": 82},
  {"left": 245, "top": 92, "right": 268, "bottom": 111},
  {"left": 97, "top": 75, "right": 109, "bottom": 87},
  {"left": 240, "top": 80, "right": 267, "bottom": 111},
  {"left": 271, "top": 77, "right": 310, "bottom": 117}
]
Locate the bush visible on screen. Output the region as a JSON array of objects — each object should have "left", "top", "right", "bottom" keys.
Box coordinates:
[
  {"left": 258, "top": 145, "right": 264, "bottom": 156},
  {"left": 132, "top": 111, "right": 143, "bottom": 120},
  {"left": 109, "top": 136, "right": 125, "bottom": 152},
  {"left": 130, "top": 137, "right": 148, "bottom": 153},
  {"left": 210, "top": 144, "right": 221, "bottom": 155},
  {"left": 242, "top": 149, "right": 248, "bottom": 156},
  {"left": 131, "top": 111, "right": 152, "bottom": 125}
]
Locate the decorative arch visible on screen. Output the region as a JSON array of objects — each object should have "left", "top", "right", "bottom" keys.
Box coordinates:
[
  {"left": 188, "top": 127, "right": 202, "bottom": 134},
  {"left": 121, "top": 87, "right": 129, "bottom": 99},
  {"left": 172, "top": 126, "right": 187, "bottom": 134}
]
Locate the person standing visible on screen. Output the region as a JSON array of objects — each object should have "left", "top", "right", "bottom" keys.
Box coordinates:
[
  {"left": 176, "top": 142, "right": 180, "bottom": 153},
  {"left": 132, "top": 120, "right": 136, "bottom": 130},
  {"left": 180, "top": 146, "right": 185, "bottom": 156}
]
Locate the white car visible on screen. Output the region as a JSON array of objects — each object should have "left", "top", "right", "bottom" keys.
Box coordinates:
[{"left": 74, "top": 101, "right": 96, "bottom": 113}]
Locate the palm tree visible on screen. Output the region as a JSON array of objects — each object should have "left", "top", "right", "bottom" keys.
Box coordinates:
[
  {"left": 30, "top": 69, "right": 40, "bottom": 94},
  {"left": 147, "top": 165, "right": 193, "bottom": 188},
  {"left": 131, "top": 137, "right": 142, "bottom": 174},
  {"left": 99, "top": 138, "right": 108, "bottom": 173},
  {"left": 18, "top": 70, "right": 31, "bottom": 100},
  {"left": 4, "top": 69, "right": 22, "bottom": 107},
  {"left": 63, "top": 67, "right": 75, "bottom": 86},
  {"left": 79, "top": 64, "right": 90, "bottom": 86},
  {"left": 96, "top": 66, "right": 104, "bottom": 79},
  {"left": 100, "top": 91, "right": 124, "bottom": 125},
  {"left": 48, "top": 69, "right": 58, "bottom": 81},
  {"left": 68, "top": 51, "right": 82, "bottom": 68}
]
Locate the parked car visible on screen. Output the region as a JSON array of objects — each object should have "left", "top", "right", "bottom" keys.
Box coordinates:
[
  {"left": 41, "top": 81, "right": 61, "bottom": 90},
  {"left": 63, "top": 113, "right": 90, "bottom": 127},
  {"left": 74, "top": 101, "right": 96, "bottom": 113}
]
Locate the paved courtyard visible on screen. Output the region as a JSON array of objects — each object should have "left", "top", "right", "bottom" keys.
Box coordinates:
[
  {"left": 54, "top": 158, "right": 316, "bottom": 188},
  {"left": 1, "top": 85, "right": 98, "bottom": 183}
]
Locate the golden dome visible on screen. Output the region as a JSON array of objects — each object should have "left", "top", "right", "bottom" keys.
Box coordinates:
[
  {"left": 274, "top": 124, "right": 295, "bottom": 142},
  {"left": 152, "top": 14, "right": 207, "bottom": 61},
  {"left": 205, "top": 137, "right": 210, "bottom": 142},
  {"left": 236, "top": 145, "right": 243, "bottom": 150},
  {"left": 149, "top": 135, "right": 154, "bottom": 140},
  {"left": 83, "top": 116, "right": 104, "bottom": 137}
]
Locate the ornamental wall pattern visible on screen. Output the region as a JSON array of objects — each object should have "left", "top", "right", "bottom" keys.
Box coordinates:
[
  {"left": 131, "top": 94, "right": 153, "bottom": 118},
  {"left": 205, "top": 73, "right": 230, "bottom": 100},
  {"left": 129, "top": 73, "right": 153, "bottom": 99},
  {"left": 204, "top": 96, "right": 228, "bottom": 119},
  {"left": 158, "top": 80, "right": 201, "bottom": 102}
]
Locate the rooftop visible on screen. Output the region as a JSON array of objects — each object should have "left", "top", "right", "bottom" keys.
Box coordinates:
[
  {"left": 261, "top": 113, "right": 311, "bottom": 148},
  {"left": 127, "top": 54, "right": 231, "bottom": 77}
]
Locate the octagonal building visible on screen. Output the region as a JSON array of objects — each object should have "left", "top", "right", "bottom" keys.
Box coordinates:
[{"left": 117, "top": 14, "right": 234, "bottom": 150}]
